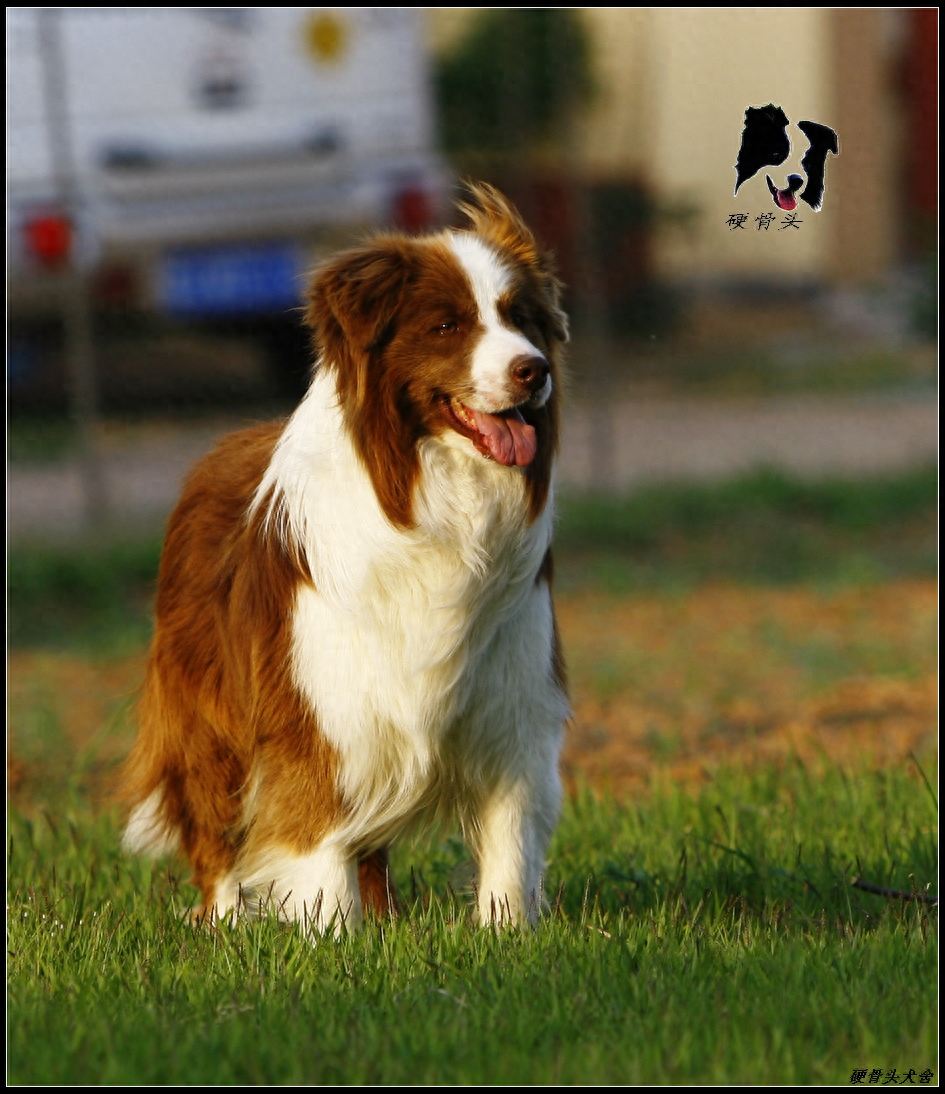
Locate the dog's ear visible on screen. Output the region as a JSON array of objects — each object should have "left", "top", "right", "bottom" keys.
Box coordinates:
[
  {"left": 457, "top": 181, "right": 540, "bottom": 267},
  {"left": 305, "top": 241, "right": 415, "bottom": 406},
  {"left": 304, "top": 240, "right": 423, "bottom": 528},
  {"left": 459, "top": 180, "right": 569, "bottom": 346}
]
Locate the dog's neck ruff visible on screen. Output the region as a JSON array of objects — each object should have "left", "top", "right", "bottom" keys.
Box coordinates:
[{"left": 251, "top": 367, "right": 553, "bottom": 608}]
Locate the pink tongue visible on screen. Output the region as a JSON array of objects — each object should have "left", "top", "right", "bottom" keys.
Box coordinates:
[{"left": 470, "top": 407, "right": 537, "bottom": 467}]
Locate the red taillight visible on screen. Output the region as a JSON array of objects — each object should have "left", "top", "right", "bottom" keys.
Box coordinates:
[
  {"left": 392, "top": 187, "right": 432, "bottom": 234},
  {"left": 24, "top": 214, "right": 73, "bottom": 267}
]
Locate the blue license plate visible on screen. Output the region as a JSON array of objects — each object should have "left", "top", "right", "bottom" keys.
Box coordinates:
[{"left": 160, "top": 241, "right": 303, "bottom": 317}]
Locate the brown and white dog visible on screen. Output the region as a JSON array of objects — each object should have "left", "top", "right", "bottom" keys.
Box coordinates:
[{"left": 120, "top": 183, "right": 569, "bottom": 933}]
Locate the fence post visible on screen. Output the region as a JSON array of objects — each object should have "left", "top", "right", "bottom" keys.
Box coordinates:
[{"left": 37, "top": 8, "right": 108, "bottom": 528}]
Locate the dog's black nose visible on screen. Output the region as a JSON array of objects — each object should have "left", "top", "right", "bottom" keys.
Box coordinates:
[{"left": 510, "top": 354, "right": 549, "bottom": 392}]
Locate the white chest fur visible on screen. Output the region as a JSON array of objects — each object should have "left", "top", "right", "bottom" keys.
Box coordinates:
[{"left": 253, "top": 370, "right": 566, "bottom": 845}]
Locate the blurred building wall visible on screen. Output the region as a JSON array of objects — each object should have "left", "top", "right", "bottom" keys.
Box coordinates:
[{"left": 427, "top": 8, "right": 922, "bottom": 288}]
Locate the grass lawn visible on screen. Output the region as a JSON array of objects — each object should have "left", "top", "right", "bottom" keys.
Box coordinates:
[{"left": 7, "top": 468, "right": 938, "bottom": 1086}]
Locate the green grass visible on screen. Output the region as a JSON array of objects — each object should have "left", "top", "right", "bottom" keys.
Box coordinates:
[
  {"left": 6, "top": 417, "right": 83, "bottom": 464},
  {"left": 7, "top": 759, "right": 937, "bottom": 1086},
  {"left": 621, "top": 345, "right": 938, "bottom": 398},
  {"left": 7, "top": 535, "right": 162, "bottom": 652},
  {"left": 8, "top": 469, "right": 938, "bottom": 1083},
  {"left": 555, "top": 465, "right": 937, "bottom": 593}
]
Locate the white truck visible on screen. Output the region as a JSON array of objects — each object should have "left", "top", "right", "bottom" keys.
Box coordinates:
[{"left": 7, "top": 7, "right": 446, "bottom": 398}]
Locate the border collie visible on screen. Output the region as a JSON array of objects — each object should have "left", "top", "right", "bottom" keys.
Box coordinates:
[{"left": 121, "top": 182, "right": 570, "bottom": 933}]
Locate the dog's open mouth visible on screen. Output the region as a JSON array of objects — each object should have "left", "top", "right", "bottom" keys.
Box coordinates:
[{"left": 438, "top": 396, "right": 537, "bottom": 468}]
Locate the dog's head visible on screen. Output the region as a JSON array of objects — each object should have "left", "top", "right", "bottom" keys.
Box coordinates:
[{"left": 305, "top": 182, "right": 568, "bottom": 528}]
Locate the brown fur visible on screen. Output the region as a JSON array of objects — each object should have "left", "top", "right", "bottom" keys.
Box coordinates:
[
  {"left": 357, "top": 848, "right": 400, "bottom": 918},
  {"left": 537, "top": 548, "right": 568, "bottom": 693},
  {"left": 119, "top": 423, "right": 350, "bottom": 912}
]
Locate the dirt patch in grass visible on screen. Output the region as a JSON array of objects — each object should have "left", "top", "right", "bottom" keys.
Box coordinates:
[
  {"left": 7, "top": 649, "right": 147, "bottom": 808},
  {"left": 559, "top": 579, "right": 938, "bottom": 792},
  {"left": 7, "top": 579, "right": 937, "bottom": 811},
  {"left": 563, "top": 673, "right": 937, "bottom": 794}
]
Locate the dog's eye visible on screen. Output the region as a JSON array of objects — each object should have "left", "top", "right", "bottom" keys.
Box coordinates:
[
  {"left": 510, "top": 309, "right": 529, "bottom": 329},
  {"left": 433, "top": 321, "right": 458, "bottom": 335}
]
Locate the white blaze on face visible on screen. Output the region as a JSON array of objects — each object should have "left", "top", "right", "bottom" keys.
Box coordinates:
[{"left": 447, "top": 232, "right": 544, "bottom": 412}]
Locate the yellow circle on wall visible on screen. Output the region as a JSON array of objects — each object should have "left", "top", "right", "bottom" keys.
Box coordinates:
[{"left": 304, "top": 12, "right": 348, "bottom": 65}]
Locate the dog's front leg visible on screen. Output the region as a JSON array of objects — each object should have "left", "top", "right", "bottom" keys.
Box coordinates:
[
  {"left": 474, "top": 772, "right": 560, "bottom": 926},
  {"left": 265, "top": 841, "right": 363, "bottom": 937}
]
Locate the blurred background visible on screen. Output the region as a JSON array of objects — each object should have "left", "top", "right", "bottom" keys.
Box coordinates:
[
  {"left": 7, "top": 9, "right": 938, "bottom": 807},
  {"left": 7, "top": 7, "right": 938, "bottom": 526}
]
